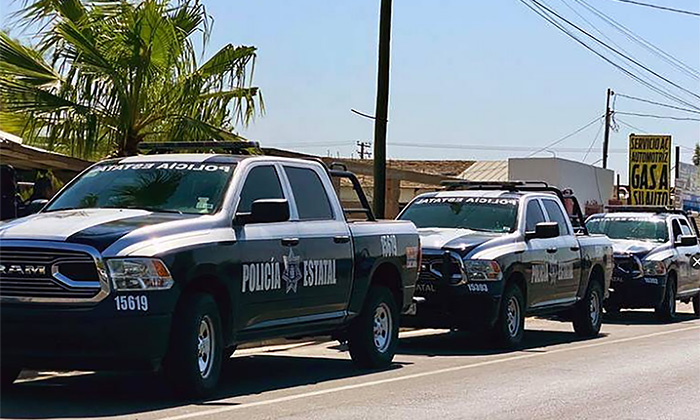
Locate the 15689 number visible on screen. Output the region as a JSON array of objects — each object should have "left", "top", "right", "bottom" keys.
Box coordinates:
[{"left": 115, "top": 295, "right": 149, "bottom": 312}]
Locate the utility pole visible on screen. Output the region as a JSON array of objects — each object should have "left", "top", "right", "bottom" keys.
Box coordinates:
[
  {"left": 357, "top": 141, "right": 372, "bottom": 159},
  {"left": 602, "top": 88, "right": 614, "bottom": 168},
  {"left": 373, "top": 0, "right": 392, "bottom": 219}
]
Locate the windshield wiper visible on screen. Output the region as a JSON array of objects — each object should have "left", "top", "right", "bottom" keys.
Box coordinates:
[{"left": 123, "top": 206, "right": 183, "bottom": 215}]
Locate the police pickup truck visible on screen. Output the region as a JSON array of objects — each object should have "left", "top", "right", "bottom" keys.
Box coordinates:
[
  {"left": 399, "top": 181, "right": 613, "bottom": 348},
  {"left": 585, "top": 207, "right": 700, "bottom": 319},
  {"left": 0, "top": 142, "right": 420, "bottom": 397}
]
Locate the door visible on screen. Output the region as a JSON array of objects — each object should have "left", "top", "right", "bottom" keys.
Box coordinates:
[
  {"left": 541, "top": 198, "right": 581, "bottom": 303},
  {"left": 676, "top": 218, "right": 699, "bottom": 294},
  {"left": 233, "top": 164, "right": 300, "bottom": 331},
  {"left": 522, "top": 199, "right": 559, "bottom": 308},
  {"left": 281, "top": 164, "right": 354, "bottom": 320}
]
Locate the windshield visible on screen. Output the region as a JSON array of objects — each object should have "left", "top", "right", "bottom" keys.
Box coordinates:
[
  {"left": 586, "top": 217, "right": 668, "bottom": 242},
  {"left": 46, "top": 162, "right": 235, "bottom": 215},
  {"left": 399, "top": 196, "right": 519, "bottom": 233}
]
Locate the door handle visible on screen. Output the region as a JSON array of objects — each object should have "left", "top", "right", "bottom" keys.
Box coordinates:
[
  {"left": 546, "top": 248, "right": 558, "bottom": 254},
  {"left": 570, "top": 246, "right": 580, "bottom": 252},
  {"left": 333, "top": 235, "right": 351, "bottom": 244},
  {"left": 281, "top": 238, "right": 300, "bottom": 247},
  {"left": 685, "top": 253, "right": 693, "bottom": 257}
]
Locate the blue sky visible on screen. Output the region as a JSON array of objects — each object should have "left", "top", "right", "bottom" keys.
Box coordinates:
[{"left": 2, "top": 0, "right": 699, "bottom": 181}]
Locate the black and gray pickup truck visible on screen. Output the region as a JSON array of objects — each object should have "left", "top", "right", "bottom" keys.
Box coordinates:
[
  {"left": 398, "top": 181, "right": 613, "bottom": 347},
  {"left": 0, "top": 143, "right": 420, "bottom": 397},
  {"left": 585, "top": 207, "right": 700, "bottom": 319}
]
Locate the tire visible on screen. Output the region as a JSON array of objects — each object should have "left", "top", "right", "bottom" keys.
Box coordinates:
[
  {"left": 655, "top": 276, "right": 677, "bottom": 322},
  {"left": 1, "top": 366, "right": 21, "bottom": 388},
  {"left": 573, "top": 280, "right": 603, "bottom": 338},
  {"left": 163, "top": 293, "right": 223, "bottom": 398},
  {"left": 492, "top": 282, "right": 525, "bottom": 348},
  {"left": 347, "top": 285, "right": 399, "bottom": 369},
  {"left": 693, "top": 294, "right": 700, "bottom": 318}
]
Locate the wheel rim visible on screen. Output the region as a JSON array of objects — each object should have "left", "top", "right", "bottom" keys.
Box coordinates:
[
  {"left": 506, "top": 296, "right": 521, "bottom": 337},
  {"left": 373, "top": 302, "right": 392, "bottom": 353},
  {"left": 589, "top": 290, "right": 601, "bottom": 326},
  {"left": 197, "top": 315, "right": 215, "bottom": 379}
]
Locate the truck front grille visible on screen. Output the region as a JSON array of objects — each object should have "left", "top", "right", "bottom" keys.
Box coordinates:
[
  {"left": 0, "top": 247, "right": 103, "bottom": 300},
  {"left": 613, "top": 254, "right": 643, "bottom": 281}
]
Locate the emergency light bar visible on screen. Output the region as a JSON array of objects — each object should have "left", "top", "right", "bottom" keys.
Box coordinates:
[{"left": 138, "top": 141, "right": 261, "bottom": 155}]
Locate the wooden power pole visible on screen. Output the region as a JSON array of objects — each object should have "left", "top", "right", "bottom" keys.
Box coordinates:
[
  {"left": 602, "top": 88, "right": 613, "bottom": 169},
  {"left": 373, "top": 0, "right": 392, "bottom": 219}
]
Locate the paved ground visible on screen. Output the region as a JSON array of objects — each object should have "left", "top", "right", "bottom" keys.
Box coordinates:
[{"left": 2, "top": 304, "right": 699, "bottom": 420}]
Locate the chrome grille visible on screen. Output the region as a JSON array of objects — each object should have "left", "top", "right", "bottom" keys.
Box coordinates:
[{"left": 0, "top": 247, "right": 102, "bottom": 300}]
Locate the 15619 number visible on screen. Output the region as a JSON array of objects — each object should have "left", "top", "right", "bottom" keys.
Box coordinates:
[{"left": 115, "top": 295, "right": 149, "bottom": 312}]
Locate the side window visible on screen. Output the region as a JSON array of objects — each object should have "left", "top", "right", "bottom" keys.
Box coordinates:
[
  {"left": 284, "top": 166, "right": 334, "bottom": 220},
  {"left": 525, "top": 200, "right": 546, "bottom": 232},
  {"left": 238, "top": 165, "right": 284, "bottom": 213},
  {"left": 679, "top": 219, "right": 693, "bottom": 237},
  {"left": 542, "top": 199, "right": 571, "bottom": 235}
]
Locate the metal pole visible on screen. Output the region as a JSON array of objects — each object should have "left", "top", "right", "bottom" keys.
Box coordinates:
[
  {"left": 373, "top": 0, "right": 392, "bottom": 219},
  {"left": 602, "top": 88, "right": 613, "bottom": 169}
]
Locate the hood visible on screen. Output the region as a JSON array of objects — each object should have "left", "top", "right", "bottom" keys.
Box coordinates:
[
  {"left": 611, "top": 239, "right": 658, "bottom": 258},
  {"left": 0, "top": 208, "right": 195, "bottom": 252},
  {"left": 418, "top": 227, "right": 497, "bottom": 254}
]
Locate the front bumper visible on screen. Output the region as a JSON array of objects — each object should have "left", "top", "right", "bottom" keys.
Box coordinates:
[
  {"left": 607, "top": 276, "right": 666, "bottom": 309},
  {"left": 402, "top": 281, "right": 503, "bottom": 330},
  {"left": 1, "top": 293, "right": 177, "bottom": 371}
]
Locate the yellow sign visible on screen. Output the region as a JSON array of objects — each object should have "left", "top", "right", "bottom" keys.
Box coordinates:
[{"left": 629, "top": 134, "right": 672, "bottom": 206}]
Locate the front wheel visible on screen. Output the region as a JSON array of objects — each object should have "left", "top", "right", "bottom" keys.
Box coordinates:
[
  {"left": 492, "top": 282, "right": 525, "bottom": 348},
  {"left": 163, "top": 293, "right": 223, "bottom": 398},
  {"left": 573, "top": 280, "right": 603, "bottom": 338},
  {"left": 348, "top": 285, "right": 399, "bottom": 369},
  {"left": 655, "top": 277, "right": 677, "bottom": 322}
]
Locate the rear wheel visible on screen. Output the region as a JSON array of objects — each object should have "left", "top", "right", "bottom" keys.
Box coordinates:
[
  {"left": 655, "top": 276, "right": 677, "bottom": 322},
  {"left": 492, "top": 282, "right": 525, "bottom": 348},
  {"left": 163, "top": 293, "right": 223, "bottom": 398},
  {"left": 573, "top": 280, "right": 603, "bottom": 337},
  {"left": 348, "top": 285, "right": 399, "bottom": 369}
]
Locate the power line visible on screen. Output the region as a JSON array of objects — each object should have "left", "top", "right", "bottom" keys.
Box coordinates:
[
  {"left": 527, "top": 0, "right": 700, "bottom": 103},
  {"left": 615, "top": 93, "right": 700, "bottom": 114},
  {"left": 574, "top": 0, "right": 699, "bottom": 81},
  {"left": 583, "top": 119, "right": 605, "bottom": 162},
  {"left": 389, "top": 141, "right": 629, "bottom": 153},
  {"left": 606, "top": 0, "right": 700, "bottom": 17},
  {"left": 615, "top": 111, "right": 700, "bottom": 121},
  {"left": 616, "top": 118, "right": 648, "bottom": 133},
  {"left": 528, "top": 114, "right": 605, "bottom": 157}
]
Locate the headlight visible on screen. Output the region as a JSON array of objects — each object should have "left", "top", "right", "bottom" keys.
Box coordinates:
[
  {"left": 643, "top": 260, "right": 666, "bottom": 277},
  {"left": 107, "top": 258, "right": 174, "bottom": 291},
  {"left": 464, "top": 260, "right": 503, "bottom": 281}
]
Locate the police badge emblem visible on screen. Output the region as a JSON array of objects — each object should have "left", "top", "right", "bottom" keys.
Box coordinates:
[{"left": 282, "top": 248, "right": 302, "bottom": 293}]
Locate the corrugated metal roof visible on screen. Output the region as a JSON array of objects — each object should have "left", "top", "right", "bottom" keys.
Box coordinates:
[{"left": 458, "top": 160, "right": 508, "bottom": 181}]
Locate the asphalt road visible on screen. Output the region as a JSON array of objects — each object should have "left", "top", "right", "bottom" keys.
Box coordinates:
[{"left": 2, "top": 304, "right": 699, "bottom": 420}]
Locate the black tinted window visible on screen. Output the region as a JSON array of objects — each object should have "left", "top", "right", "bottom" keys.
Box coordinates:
[
  {"left": 284, "top": 167, "right": 333, "bottom": 220},
  {"left": 238, "top": 166, "right": 284, "bottom": 213},
  {"left": 542, "top": 199, "right": 570, "bottom": 235},
  {"left": 525, "top": 200, "right": 546, "bottom": 232}
]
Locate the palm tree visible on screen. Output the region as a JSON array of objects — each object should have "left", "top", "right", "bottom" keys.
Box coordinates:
[{"left": 0, "top": 0, "right": 262, "bottom": 159}]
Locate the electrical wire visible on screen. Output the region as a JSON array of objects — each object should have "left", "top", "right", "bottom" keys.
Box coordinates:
[
  {"left": 583, "top": 119, "right": 605, "bottom": 162},
  {"left": 615, "top": 111, "right": 700, "bottom": 121},
  {"left": 520, "top": 0, "right": 700, "bottom": 111},
  {"left": 616, "top": 118, "right": 648, "bottom": 133},
  {"left": 615, "top": 93, "right": 700, "bottom": 114},
  {"left": 527, "top": 0, "right": 700, "bottom": 102},
  {"left": 527, "top": 114, "right": 605, "bottom": 156},
  {"left": 606, "top": 0, "right": 700, "bottom": 17},
  {"left": 574, "top": 0, "right": 699, "bottom": 81},
  {"left": 389, "top": 142, "right": 629, "bottom": 153}
]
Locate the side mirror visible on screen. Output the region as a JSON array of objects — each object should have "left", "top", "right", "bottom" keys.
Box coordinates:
[
  {"left": 235, "top": 199, "right": 290, "bottom": 225},
  {"left": 525, "top": 222, "right": 560, "bottom": 240},
  {"left": 676, "top": 235, "right": 698, "bottom": 247},
  {"left": 26, "top": 199, "right": 49, "bottom": 215}
]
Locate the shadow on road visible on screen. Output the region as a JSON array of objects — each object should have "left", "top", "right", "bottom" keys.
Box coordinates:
[
  {"left": 0, "top": 355, "right": 405, "bottom": 419},
  {"left": 603, "top": 309, "right": 698, "bottom": 325},
  {"left": 395, "top": 328, "right": 607, "bottom": 357}
]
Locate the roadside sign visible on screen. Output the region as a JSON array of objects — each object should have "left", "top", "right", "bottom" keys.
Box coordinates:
[{"left": 628, "top": 134, "right": 672, "bottom": 206}]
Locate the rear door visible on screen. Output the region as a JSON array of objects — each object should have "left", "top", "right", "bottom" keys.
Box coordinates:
[
  {"left": 541, "top": 198, "right": 581, "bottom": 303},
  {"left": 281, "top": 163, "right": 354, "bottom": 321}
]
